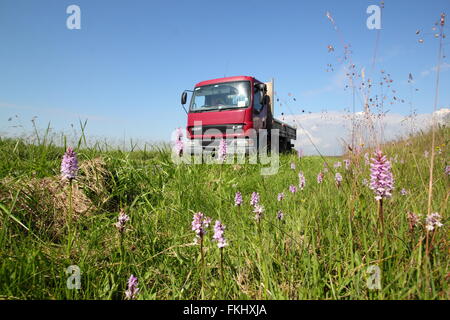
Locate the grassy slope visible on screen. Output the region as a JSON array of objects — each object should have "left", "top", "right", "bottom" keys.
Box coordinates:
[{"left": 0, "top": 126, "right": 448, "bottom": 300}]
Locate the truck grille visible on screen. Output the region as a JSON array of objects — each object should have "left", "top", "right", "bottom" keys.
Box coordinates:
[{"left": 190, "top": 124, "right": 244, "bottom": 136}]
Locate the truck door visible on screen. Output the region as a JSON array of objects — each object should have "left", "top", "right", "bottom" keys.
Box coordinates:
[{"left": 252, "top": 87, "right": 267, "bottom": 130}]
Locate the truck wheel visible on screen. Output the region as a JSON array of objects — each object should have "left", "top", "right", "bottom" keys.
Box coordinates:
[
  {"left": 278, "top": 137, "right": 284, "bottom": 153},
  {"left": 286, "top": 141, "right": 293, "bottom": 153}
]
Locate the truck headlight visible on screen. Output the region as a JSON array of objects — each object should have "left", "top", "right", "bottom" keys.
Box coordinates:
[
  {"left": 235, "top": 138, "right": 254, "bottom": 147},
  {"left": 186, "top": 139, "right": 198, "bottom": 147}
]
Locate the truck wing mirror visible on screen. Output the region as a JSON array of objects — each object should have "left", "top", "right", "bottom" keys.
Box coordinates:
[
  {"left": 255, "top": 83, "right": 267, "bottom": 105},
  {"left": 181, "top": 91, "right": 189, "bottom": 114},
  {"left": 181, "top": 92, "right": 188, "bottom": 105},
  {"left": 256, "top": 83, "right": 267, "bottom": 93}
]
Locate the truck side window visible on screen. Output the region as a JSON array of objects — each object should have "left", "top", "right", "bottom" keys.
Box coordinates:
[{"left": 254, "top": 90, "right": 263, "bottom": 113}]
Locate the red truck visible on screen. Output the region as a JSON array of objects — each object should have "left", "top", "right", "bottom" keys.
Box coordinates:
[{"left": 181, "top": 76, "right": 296, "bottom": 154}]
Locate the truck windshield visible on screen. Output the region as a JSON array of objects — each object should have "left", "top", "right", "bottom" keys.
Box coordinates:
[{"left": 190, "top": 81, "right": 251, "bottom": 112}]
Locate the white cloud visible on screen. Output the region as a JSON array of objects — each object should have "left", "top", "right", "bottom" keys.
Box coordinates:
[{"left": 284, "top": 108, "right": 449, "bottom": 156}]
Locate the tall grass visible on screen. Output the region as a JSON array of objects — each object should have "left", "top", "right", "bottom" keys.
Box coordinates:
[{"left": 0, "top": 124, "right": 448, "bottom": 300}]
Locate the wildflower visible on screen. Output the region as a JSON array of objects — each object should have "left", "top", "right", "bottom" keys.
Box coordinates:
[
  {"left": 289, "top": 185, "right": 297, "bottom": 193},
  {"left": 192, "top": 212, "right": 212, "bottom": 243},
  {"left": 125, "top": 275, "right": 139, "bottom": 300},
  {"left": 61, "top": 147, "right": 78, "bottom": 181},
  {"left": 175, "top": 127, "right": 183, "bottom": 139},
  {"left": 213, "top": 220, "right": 228, "bottom": 248},
  {"left": 335, "top": 172, "right": 343, "bottom": 187},
  {"left": 297, "top": 149, "right": 303, "bottom": 158},
  {"left": 174, "top": 128, "right": 184, "bottom": 157},
  {"left": 115, "top": 209, "right": 130, "bottom": 233},
  {"left": 407, "top": 212, "right": 421, "bottom": 232},
  {"left": 298, "top": 172, "right": 306, "bottom": 190},
  {"left": 234, "top": 192, "right": 242, "bottom": 206},
  {"left": 425, "top": 212, "right": 443, "bottom": 231},
  {"left": 317, "top": 172, "right": 324, "bottom": 184},
  {"left": 369, "top": 150, "right": 394, "bottom": 201},
  {"left": 253, "top": 205, "right": 264, "bottom": 222},
  {"left": 277, "top": 192, "right": 285, "bottom": 201},
  {"left": 445, "top": 165, "right": 450, "bottom": 176},
  {"left": 343, "top": 159, "right": 350, "bottom": 170},
  {"left": 334, "top": 161, "right": 342, "bottom": 168},
  {"left": 362, "top": 178, "right": 368, "bottom": 186},
  {"left": 218, "top": 138, "right": 227, "bottom": 161},
  {"left": 250, "top": 192, "right": 260, "bottom": 207},
  {"left": 277, "top": 210, "right": 284, "bottom": 221},
  {"left": 400, "top": 188, "right": 408, "bottom": 196},
  {"left": 290, "top": 162, "right": 296, "bottom": 170},
  {"left": 424, "top": 150, "right": 429, "bottom": 158}
]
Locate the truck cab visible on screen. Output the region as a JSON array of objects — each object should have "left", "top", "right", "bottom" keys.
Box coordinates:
[{"left": 181, "top": 76, "right": 296, "bottom": 154}]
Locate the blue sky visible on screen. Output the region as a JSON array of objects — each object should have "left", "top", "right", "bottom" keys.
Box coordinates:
[{"left": 0, "top": 0, "right": 449, "bottom": 145}]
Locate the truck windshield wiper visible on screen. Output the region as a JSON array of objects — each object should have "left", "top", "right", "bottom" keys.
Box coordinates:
[
  {"left": 191, "top": 106, "right": 238, "bottom": 113},
  {"left": 217, "top": 106, "right": 237, "bottom": 111}
]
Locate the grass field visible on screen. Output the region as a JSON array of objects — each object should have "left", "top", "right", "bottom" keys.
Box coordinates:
[{"left": 0, "top": 126, "right": 448, "bottom": 300}]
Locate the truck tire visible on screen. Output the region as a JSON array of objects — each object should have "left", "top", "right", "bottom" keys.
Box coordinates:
[
  {"left": 265, "top": 95, "right": 273, "bottom": 154},
  {"left": 281, "top": 137, "right": 288, "bottom": 153},
  {"left": 286, "top": 141, "right": 293, "bottom": 153},
  {"left": 265, "top": 95, "right": 273, "bottom": 132}
]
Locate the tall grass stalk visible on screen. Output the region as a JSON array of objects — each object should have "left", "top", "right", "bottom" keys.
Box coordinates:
[
  {"left": 66, "top": 180, "right": 74, "bottom": 257},
  {"left": 426, "top": 13, "right": 445, "bottom": 257}
]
